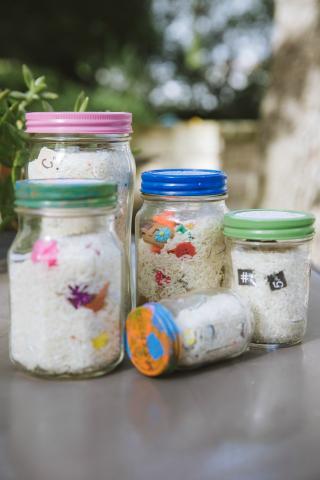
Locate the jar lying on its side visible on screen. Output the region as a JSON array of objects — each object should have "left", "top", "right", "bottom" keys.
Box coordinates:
[
  {"left": 224, "top": 209, "right": 315, "bottom": 348},
  {"left": 126, "top": 290, "right": 252, "bottom": 376},
  {"left": 136, "top": 169, "right": 228, "bottom": 305},
  {"left": 25, "top": 112, "right": 135, "bottom": 316},
  {"left": 9, "top": 179, "right": 124, "bottom": 378}
]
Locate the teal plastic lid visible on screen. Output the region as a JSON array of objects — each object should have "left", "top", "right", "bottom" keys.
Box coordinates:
[
  {"left": 15, "top": 179, "right": 117, "bottom": 209},
  {"left": 224, "top": 209, "right": 315, "bottom": 241}
]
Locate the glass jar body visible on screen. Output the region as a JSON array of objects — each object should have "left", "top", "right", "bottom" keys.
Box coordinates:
[
  {"left": 160, "top": 290, "right": 252, "bottom": 369},
  {"left": 26, "top": 134, "right": 135, "bottom": 315},
  {"left": 126, "top": 290, "right": 252, "bottom": 376},
  {"left": 8, "top": 208, "right": 124, "bottom": 378},
  {"left": 135, "top": 195, "right": 227, "bottom": 305},
  {"left": 227, "top": 238, "right": 313, "bottom": 347}
]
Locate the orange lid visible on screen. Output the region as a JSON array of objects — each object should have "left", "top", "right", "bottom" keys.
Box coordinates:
[{"left": 126, "top": 304, "right": 180, "bottom": 377}]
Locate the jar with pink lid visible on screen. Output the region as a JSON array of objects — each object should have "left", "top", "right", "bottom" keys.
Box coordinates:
[{"left": 25, "top": 112, "right": 135, "bottom": 314}]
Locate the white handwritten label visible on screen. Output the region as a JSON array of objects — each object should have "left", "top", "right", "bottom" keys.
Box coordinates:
[
  {"left": 238, "top": 269, "right": 256, "bottom": 286},
  {"left": 267, "top": 271, "right": 287, "bottom": 291},
  {"left": 28, "top": 147, "right": 57, "bottom": 179}
]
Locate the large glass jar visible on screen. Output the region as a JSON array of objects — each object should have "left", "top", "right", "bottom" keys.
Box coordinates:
[
  {"left": 135, "top": 169, "right": 228, "bottom": 305},
  {"left": 224, "top": 209, "right": 315, "bottom": 348},
  {"left": 8, "top": 179, "right": 124, "bottom": 378},
  {"left": 126, "top": 290, "right": 252, "bottom": 376},
  {"left": 25, "top": 112, "right": 135, "bottom": 315}
]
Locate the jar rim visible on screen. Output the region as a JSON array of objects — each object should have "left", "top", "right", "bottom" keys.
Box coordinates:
[
  {"left": 15, "top": 205, "right": 116, "bottom": 217},
  {"left": 227, "top": 236, "right": 314, "bottom": 246},
  {"left": 28, "top": 133, "right": 131, "bottom": 142},
  {"left": 141, "top": 193, "right": 228, "bottom": 202}
]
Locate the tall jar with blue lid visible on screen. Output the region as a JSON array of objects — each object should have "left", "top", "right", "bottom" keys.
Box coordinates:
[{"left": 135, "top": 169, "right": 228, "bottom": 305}]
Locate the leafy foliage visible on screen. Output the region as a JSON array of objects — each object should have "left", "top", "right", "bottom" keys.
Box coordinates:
[
  {"left": 74, "top": 91, "right": 90, "bottom": 112},
  {"left": 150, "top": 0, "right": 274, "bottom": 119},
  {"left": 0, "top": 65, "right": 88, "bottom": 231},
  {"left": 0, "top": 0, "right": 159, "bottom": 82},
  {"left": 0, "top": 0, "right": 274, "bottom": 122}
]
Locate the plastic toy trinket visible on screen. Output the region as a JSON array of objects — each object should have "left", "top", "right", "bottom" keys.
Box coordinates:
[{"left": 141, "top": 222, "right": 174, "bottom": 247}]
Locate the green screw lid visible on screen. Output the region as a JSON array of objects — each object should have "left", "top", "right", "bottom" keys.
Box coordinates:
[
  {"left": 15, "top": 179, "right": 117, "bottom": 209},
  {"left": 224, "top": 209, "right": 315, "bottom": 241}
]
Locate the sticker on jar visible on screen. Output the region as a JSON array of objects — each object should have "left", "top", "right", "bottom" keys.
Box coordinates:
[
  {"left": 28, "top": 147, "right": 57, "bottom": 178},
  {"left": 37, "top": 147, "right": 57, "bottom": 169},
  {"left": 182, "top": 325, "right": 215, "bottom": 352},
  {"left": 267, "top": 271, "right": 287, "bottom": 291},
  {"left": 238, "top": 269, "right": 256, "bottom": 286}
]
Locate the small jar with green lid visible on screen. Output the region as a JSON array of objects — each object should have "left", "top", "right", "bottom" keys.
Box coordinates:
[
  {"left": 9, "top": 179, "right": 124, "bottom": 378},
  {"left": 224, "top": 209, "right": 315, "bottom": 348}
]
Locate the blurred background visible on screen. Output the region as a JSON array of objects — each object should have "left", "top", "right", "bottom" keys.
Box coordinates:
[{"left": 1, "top": 0, "right": 320, "bottom": 264}]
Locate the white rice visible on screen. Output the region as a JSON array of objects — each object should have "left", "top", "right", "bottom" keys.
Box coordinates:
[
  {"left": 9, "top": 227, "right": 123, "bottom": 376},
  {"left": 137, "top": 215, "right": 226, "bottom": 303},
  {"left": 227, "top": 241, "right": 312, "bottom": 345},
  {"left": 162, "top": 291, "right": 251, "bottom": 367}
]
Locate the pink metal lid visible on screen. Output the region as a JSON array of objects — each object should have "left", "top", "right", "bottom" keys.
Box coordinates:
[{"left": 25, "top": 112, "right": 132, "bottom": 134}]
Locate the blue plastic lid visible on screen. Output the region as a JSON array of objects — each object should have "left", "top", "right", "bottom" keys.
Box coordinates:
[{"left": 141, "top": 169, "right": 227, "bottom": 196}]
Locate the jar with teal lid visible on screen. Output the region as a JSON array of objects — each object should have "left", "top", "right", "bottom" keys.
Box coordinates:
[
  {"left": 8, "top": 179, "right": 124, "bottom": 378},
  {"left": 224, "top": 209, "right": 315, "bottom": 348},
  {"left": 126, "top": 290, "right": 252, "bottom": 377},
  {"left": 136, "top": 169, "right": 228, "bottom": 305}
]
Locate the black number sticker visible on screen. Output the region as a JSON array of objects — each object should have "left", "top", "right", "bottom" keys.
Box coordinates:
[
  {"left": 267, "top": 271, "right": 287, "bottom": 291},
  {"left": 238, "top": 269, "right": 256, "bottom": 286}
]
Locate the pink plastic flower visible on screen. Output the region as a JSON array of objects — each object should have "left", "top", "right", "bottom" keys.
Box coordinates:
[
  {"left": 31, "top": 239, "right": 58, "bottom": 267},
  {"left": 155, "top": 270, "right": 171, "bottom": 286}
]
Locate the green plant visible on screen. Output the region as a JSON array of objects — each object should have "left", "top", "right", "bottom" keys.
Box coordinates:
[
  {"left": 0, "top": 65, "right": 89, "bottom": 231},
  {"left": 73, "top": 91, "right": 89, "bottom": 112}
]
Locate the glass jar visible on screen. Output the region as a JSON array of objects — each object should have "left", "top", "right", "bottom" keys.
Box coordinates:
[
  {"left": 224, "top": 209, "right": 315, "bottom": 348},
  {"left": 126, "top": 290, "right": 252, "bottom": 376},
  {"left": 135, "top": 169, "right": 228, "bottom": 305},
  {"left": 25, "top": 112, "right": 135, "bottom": 315},
  {"left": 8, "top": 179, "right": 124, "bottom": 378}
]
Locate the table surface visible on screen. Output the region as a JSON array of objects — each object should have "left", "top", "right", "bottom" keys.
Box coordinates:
[{"left": 1, "top": 272, "right": 320, "bottom": 480}]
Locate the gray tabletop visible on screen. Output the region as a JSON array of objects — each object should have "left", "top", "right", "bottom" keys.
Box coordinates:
[{"left": 1, "top": 272, "right": 320, "bottom": 480}]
